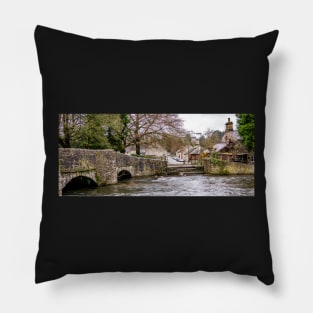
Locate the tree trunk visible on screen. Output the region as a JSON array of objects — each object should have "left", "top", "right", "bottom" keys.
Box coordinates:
[
  {"left": 62, "top": 114, "right": 71, "bottom": 148},
  {"left": 135, "top": 141, "right": 140, "bottom": 155},
  {"left": 134, "top": 116, "right": 140, "bottom": 155}
]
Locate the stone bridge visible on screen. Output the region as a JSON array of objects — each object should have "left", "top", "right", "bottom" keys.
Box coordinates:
[{"left": 59, "top": 148, "right": 167, "bottom": 196}]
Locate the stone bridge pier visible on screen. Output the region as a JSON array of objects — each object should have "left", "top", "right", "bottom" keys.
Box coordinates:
[{"left": 59, "top": 148, "right": 167, "bottom": 196}]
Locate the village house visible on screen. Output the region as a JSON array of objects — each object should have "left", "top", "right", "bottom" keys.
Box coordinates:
[
  {"left": 185, "top": 146, "right": 201, "bottom": 164},
  {"left": 176, "top": 145, "right": 191, "bottom": 162},
  {"left": 212, "top": 117, "right": 253, "bottom": 163},
  {"left": 175, "top": 131, "right": 203, "bottom": 163},
  {"left": 175, "top": 145, "right": 199, "bottom": 163},
  {"left": 175, "top": 146, "right": 210, "bottom": 164},
  {"left": 186, "top": 147, "right": 211, "bottom": 164}
]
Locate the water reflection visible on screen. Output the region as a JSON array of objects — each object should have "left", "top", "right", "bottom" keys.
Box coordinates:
[{"left": 63, "top": 175, "right": 254, "bottom": 197}]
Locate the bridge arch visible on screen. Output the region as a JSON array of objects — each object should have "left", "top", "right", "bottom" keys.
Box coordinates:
[
  {"left": 117, "top": 169, "right": 132, "bottom": 181},
  {"left": 60, "top": 171, "right": 98, "bottom": 195},
  {"left": 62, "top": 175, "right": 98, "bottom": 193}
]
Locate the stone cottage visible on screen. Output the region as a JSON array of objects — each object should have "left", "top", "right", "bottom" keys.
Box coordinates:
[{"left": 212, "top": 117, "right": 253, "bottom": 163}]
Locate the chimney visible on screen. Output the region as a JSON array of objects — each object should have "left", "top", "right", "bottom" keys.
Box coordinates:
[{"left": 225, "top": 117, "right": 233, "bottom": 132}]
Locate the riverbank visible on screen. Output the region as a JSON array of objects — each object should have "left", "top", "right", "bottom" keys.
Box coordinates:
[{"left": 202, "top": 158, "right": 254, "bottom": 175}]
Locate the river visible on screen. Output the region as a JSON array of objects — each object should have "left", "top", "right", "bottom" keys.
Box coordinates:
[{"left": 62, "top": 174, "right": 254, "bottom": 197}]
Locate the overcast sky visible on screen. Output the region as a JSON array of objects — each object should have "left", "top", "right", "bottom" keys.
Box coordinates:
[{"left": 179, "top": 114, "right": 237, "bottom": 134}]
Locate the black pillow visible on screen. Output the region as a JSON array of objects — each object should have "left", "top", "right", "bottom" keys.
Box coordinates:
[{"left": 35, "top": 25, "right": 278, "bottom": 285}]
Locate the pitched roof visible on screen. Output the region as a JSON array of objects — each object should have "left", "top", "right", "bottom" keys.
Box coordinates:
[
  {"left": 191, "top": 147, "right": 201, "bottom": 154},
  {"left": 213, "top": 143, "right": 227, "bottom": 152},
  {"left": 184, "top": 146, "right": 201, "bottom": 155}
]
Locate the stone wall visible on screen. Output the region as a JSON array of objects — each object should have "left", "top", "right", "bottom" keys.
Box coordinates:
[
  {"left": 203, "top": 158, "right": 254, "bottom": 175},
  {"left": 59, "top": 148, "right": 167, "bottom": 193}
]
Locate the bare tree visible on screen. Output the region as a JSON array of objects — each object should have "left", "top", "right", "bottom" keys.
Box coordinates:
[
  {"left": 127, "top": 114, "right": 184, "bottom": 155},
  {"left": 58, "top": 114, "right": 85, "bottom": 147},
  {"left": 202, "top": 128, "right": 224, "bottom": 149}
]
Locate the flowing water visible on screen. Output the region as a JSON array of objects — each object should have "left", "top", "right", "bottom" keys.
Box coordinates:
[{"left": 63, "top": 174, "right": 254, "bottom": 197}]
